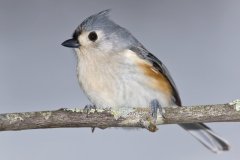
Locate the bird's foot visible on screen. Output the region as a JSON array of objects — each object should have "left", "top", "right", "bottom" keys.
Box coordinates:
[
  {"left": 150, "top": 99, "right": 165, "bottom": 123},
  {"left": 84, "top": 104, "right": 97, "bottom": 133},
  {"left": 84, "top": 104, "right": 97, "bottom": 114}
]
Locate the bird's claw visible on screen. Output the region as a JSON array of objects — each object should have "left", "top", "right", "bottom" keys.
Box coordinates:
[
  {"left": 84, "top": 104, "right": 96, "bottom": 114},
  {"left": 150, "top": 99, "right": 165, "bottom": 123},
  {"left": 84, "top": 104, "right": 97, "bottom": 133}
]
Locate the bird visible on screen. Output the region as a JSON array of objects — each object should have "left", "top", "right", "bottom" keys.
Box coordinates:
[{"left": 61, "top": 9, "right": 229, "bottom": 153}]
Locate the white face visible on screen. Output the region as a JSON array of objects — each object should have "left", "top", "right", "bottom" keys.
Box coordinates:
[
  {"left": 77, "top": 29, "right": 118, "bottom": 55},
  {"left": 78, "top": 30, "right": 104, "bottom": 48}
]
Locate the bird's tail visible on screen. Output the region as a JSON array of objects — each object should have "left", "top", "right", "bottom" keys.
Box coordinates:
[{"left": 179, "top": 123, "right": 230, "bottom": 153}]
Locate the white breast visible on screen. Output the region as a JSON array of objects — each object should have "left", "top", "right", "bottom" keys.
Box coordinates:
[{"left": 75, "top": 48, "right": 170, "bottom": 108}]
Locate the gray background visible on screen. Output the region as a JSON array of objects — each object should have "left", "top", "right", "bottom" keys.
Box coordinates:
[{"left": 0, "top": 0, "right": 239, "bottom": 159}]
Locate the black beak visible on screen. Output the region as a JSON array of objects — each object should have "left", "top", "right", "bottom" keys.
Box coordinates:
[{"left": 61, "top": 38, "right": 80, "bottom": 48}]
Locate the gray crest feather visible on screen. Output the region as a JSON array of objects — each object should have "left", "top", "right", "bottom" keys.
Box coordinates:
[
  {"left": 73, "top": 9, "right": 115, "bottom": 40},
  {"left": 80, "top": 9, "right": 113, "bottom": 31}
]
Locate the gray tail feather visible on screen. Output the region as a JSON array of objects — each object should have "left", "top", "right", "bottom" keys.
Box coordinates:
[{"left": 179, "top": 123, "right": 230, "bottom": 153}]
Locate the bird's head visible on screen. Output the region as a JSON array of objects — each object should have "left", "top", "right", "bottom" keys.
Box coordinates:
[{"left": 62, "top": 10, "right": 141, "bottom": 54}]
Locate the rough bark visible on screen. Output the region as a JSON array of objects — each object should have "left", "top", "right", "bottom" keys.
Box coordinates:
[{"left": 0, "top": 100, "right": 239, "bottom": 132}]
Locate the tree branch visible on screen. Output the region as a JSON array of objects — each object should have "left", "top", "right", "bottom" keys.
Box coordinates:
[{"left": 0, "top": 100, "right": 240, "bottom": 132}]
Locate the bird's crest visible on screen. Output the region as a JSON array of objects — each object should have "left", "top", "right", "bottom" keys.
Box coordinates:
[{"left": 80, "top": 9, "right": 113, "bottom": 31}]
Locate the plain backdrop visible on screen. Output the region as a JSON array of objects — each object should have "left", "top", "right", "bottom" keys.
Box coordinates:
[{"left": 0, "top": 0, "right": 240, "bottom": 159}]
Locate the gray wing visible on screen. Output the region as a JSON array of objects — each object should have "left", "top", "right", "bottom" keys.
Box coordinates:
[
  {"left": 130, "top": 46, "right": 181, "bottom": 106},
  {"left": 130, "top": 47, "right": 230, "bottom": 152}
]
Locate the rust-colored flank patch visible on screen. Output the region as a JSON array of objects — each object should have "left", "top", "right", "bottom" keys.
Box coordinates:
[{"left": 138, "top": 61, "right": 173, "bottom": 98}]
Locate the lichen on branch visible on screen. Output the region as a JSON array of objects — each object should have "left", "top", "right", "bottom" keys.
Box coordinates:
[{"left": 0, "top": 99, "right": 239, "bottom": 132}]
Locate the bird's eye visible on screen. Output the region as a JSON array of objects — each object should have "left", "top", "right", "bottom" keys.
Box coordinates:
[{"left": 88, "top": 31, "right": 98, "bottom": 42}]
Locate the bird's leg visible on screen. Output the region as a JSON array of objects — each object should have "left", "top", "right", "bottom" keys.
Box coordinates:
[
  {"left": 150, "top": 99, "right": 165, "bottom": 123},
  {"left": 84, "top": 104, "right": 97, "bottom": 133},
  {"left": 84, "top": 104, "right": 97, "bottom": 113},
  {"left": 150, "top": 99, "right": 159, "bottom": 122}
]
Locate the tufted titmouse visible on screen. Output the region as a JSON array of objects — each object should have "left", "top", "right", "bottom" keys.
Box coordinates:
[{"left": 62, "top": 10, "right": 229, "bottom": 153}]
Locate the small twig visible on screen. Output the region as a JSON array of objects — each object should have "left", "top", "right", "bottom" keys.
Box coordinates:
[{"left": 0, "top": 100, "right": 239, "bottom": 132}]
